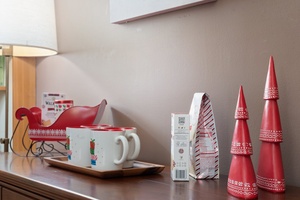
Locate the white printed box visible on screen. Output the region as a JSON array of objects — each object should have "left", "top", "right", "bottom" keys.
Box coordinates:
[{"left": 171, "top": 113, "right": 190, "bottom": 181}]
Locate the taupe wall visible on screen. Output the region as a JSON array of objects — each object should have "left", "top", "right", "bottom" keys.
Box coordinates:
[{"left": 36, "top": 0, "right": 300, "bottom": 186}]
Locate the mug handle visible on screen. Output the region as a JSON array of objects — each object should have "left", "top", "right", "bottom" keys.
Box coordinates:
[
  {"left": 114, "top": 136, "right": 129, "bottom": 165},
  {"left": 127, "top": 133, "right": 141, "bottom": 160}
]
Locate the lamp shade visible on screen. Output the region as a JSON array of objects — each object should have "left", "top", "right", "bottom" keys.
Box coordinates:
[{"left": 0, "top": 0, "right": 57, "bottom": 57}]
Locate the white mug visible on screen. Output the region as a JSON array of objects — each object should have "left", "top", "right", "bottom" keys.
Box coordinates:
[
  {"left": 66, "top": 127, "right": 91, "bottom": 167},
  {"left": 90, "top": 128, "right": 129, "bottom": 171},
  {"left": 120, "top": 127, "right": 141, "bottom": 168}
]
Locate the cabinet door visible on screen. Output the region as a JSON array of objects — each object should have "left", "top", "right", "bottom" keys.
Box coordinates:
[
  {"left": 2, "top": 187, "right": 33, "bottom": 200},
  {"left": 0, "top": 181, "right": 50, "bottom": 200}
]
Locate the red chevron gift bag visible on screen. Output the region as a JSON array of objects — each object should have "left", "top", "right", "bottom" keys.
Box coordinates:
[{"left": 189, "top": 93, "right": 219, "bottom": 179}]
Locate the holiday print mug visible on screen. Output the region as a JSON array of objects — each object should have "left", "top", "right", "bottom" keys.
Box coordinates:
[
  {"left": 90, "top": 128, "right": 129, "bottom": 171},
  {"left": 66, "top": 127, "right": 91, "bottom": 167}
]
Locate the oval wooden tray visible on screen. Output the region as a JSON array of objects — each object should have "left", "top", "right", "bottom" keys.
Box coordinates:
[{"left": 44, "top": 156, "right": 165, "bottom": 178}]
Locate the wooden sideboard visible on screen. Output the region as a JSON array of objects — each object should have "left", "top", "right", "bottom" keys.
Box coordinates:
[{"left": 0, "top": 152, "right": 299, "bottom": 200}]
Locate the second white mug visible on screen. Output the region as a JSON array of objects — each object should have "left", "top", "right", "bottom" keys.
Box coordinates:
[
  {"left": 90, "top": 128, "right": 129, "bottom": 171},
  {"left": 120, "top": 127, "right": 141, "bottom": 168}
]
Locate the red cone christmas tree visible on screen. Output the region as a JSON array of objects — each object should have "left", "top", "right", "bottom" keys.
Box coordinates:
[
  {"left": 227, "top": 86, "right": 258, "bottom": 199},
  {"left": 257, "top": 56, "right": 285, "bottom": 192}
]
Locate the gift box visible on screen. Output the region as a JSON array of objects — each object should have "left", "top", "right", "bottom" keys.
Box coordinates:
[{"left": 171, "top": 113, "right": 190, "bottom": 181}]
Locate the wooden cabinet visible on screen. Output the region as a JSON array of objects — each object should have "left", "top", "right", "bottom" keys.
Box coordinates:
[
  {"left": 2, "top": 188, "right": 32, "bottom": 200},
  {"left": 0, "top": 57, "right": 36, "bottom": 152},
  {"left": 2, "top": 187, "right": 35, "bottom": 200},
  {"left": 0, "top": 181, "right": 49, "bottom": 200},
  {"left": 0, "top": 153, "right": 300, "bottom": 200}
]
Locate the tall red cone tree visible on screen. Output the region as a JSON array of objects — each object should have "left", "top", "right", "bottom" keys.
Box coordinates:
[{"left": 257, "top": 56, "right": 285, "bottom": 192}]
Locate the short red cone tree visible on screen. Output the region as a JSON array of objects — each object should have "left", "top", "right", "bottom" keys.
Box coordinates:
[{"left": 228, "top": 86, "right": 258, "bottom": 199}]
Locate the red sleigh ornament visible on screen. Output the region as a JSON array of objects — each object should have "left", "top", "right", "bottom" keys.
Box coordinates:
[
  {"left": 15, "top": 99, "right": 107, "bottom": 141},
  {"left": 11, "top": 99, "right": 107, "bottom": 156}
]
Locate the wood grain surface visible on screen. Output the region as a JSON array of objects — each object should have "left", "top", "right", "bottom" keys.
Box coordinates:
[{"left": 0, "top": 153, "right": 299, "bottom": 199}]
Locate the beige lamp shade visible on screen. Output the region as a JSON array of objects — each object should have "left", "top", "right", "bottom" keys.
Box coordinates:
[{"left": 0, "top": 0, "right": 57, "bottom": 57}]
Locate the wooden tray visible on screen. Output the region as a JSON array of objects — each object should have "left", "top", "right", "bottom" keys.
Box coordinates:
[{"left": 44, "top": 156, "right": 165, "bottom": 178}]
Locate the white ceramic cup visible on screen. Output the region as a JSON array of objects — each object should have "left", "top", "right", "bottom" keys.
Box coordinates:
[
  {"left": 90, "top": 128, "right": 129, "bottom": 171},
  {"left": 66, "top": 127, "right": 91, "bottom": 167},
  {"left": 121, "top": 127, "right": 141, "bottom": 168}
]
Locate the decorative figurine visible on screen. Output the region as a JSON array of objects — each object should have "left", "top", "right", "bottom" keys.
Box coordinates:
[
  {"left": 228, "top": 86, "right": 258, "bottom": 199},
  {"left": 257, "top": 56, "right": 285, "bottom": 192}
]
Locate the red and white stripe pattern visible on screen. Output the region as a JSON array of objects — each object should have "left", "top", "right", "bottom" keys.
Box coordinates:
[
  {"left": 231, "top": 142, "right": 253, "bottom": 155},
  {"left": 193, "top": 94, "right": 219, "bottom": 179},
  {"left": 29, "top": 129, "right": 67, "bottom": 141},
  {"left": 228, "top": 178, "right": 258, "bottom": 197},
  {"left": 257, "top": 175, "right": 285, "bottom": 192},
  {"left": 259, "top": 129, "right": 283, "bottom": 142}
]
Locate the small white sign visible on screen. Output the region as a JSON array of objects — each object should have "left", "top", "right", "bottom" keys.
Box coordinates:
[{"left": 41, "top": 92, "right": 66, "bottom": 125}]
